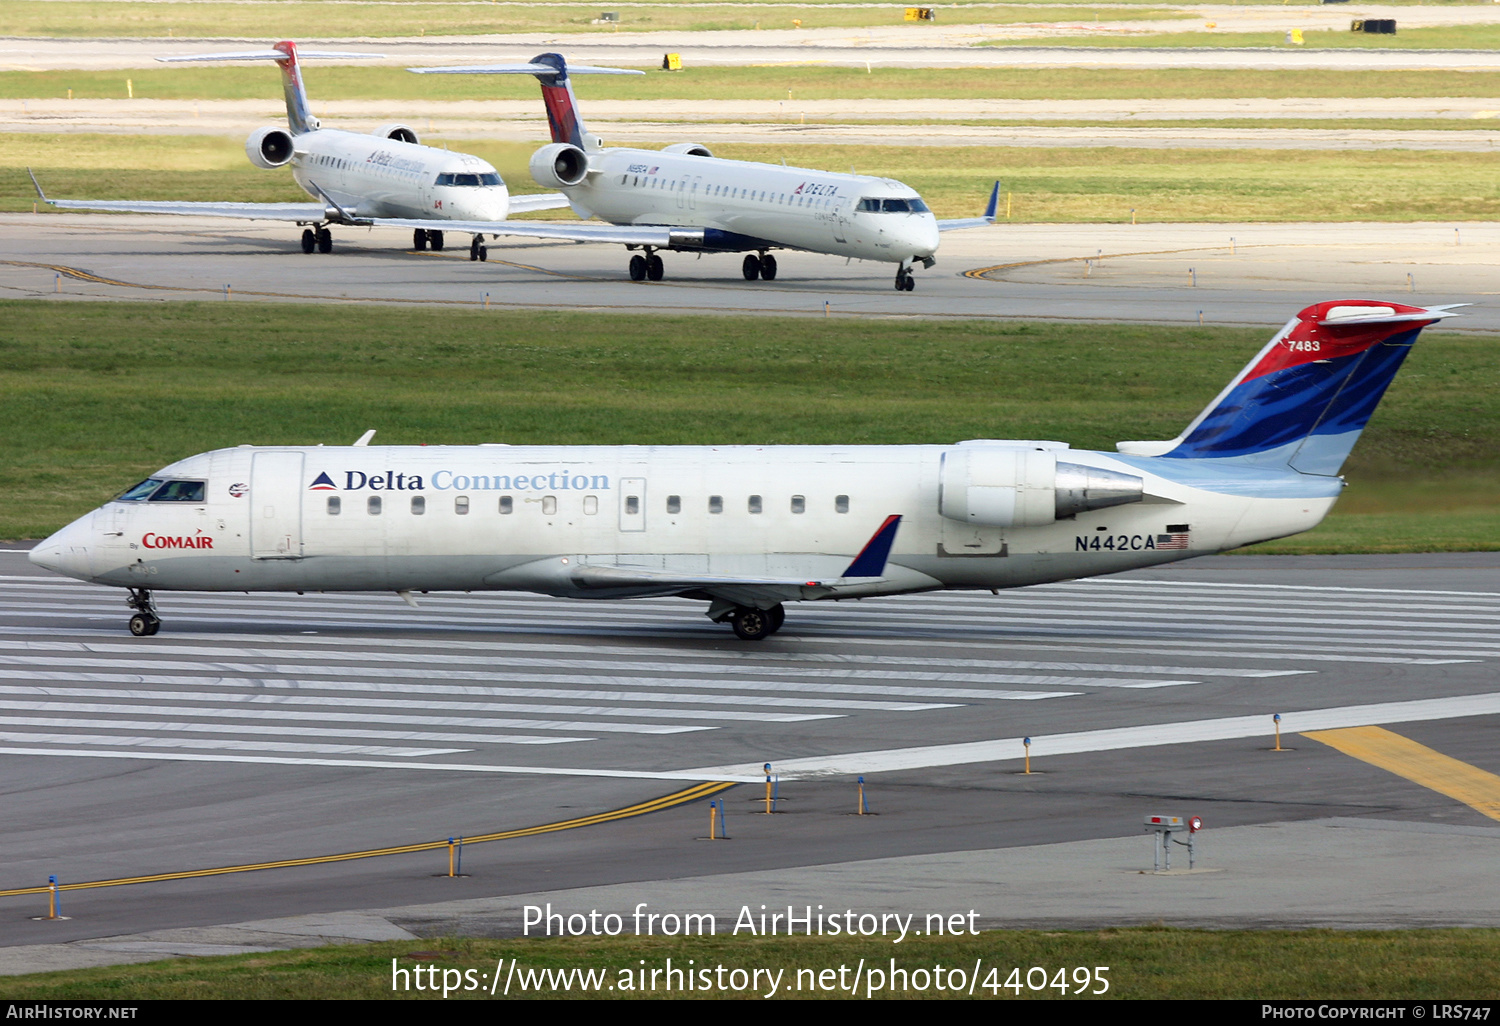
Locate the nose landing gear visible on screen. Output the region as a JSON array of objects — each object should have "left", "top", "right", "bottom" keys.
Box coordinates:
[
  {"left": 126, "top": 588, "right": 160, "bottom": 637},
  {"left": 894, "top": 260, "right": 916, "bottom": 291}
]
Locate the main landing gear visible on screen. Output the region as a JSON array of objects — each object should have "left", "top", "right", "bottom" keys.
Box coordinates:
[
  {"left": 628, "top": 248, "right": 665, "bottom": 282},
  {"left": 300, "top": 226, "right": 333, "bottom": 254},
  {"left": 413, "top": 228, "right": 445, "bottom": 252},
  {"left": 712, "top": 602, "right": 786, "bottom": 641},
  {"left": 741, "top": 252, "right": 777, "bottom": 281},
  {"left": 469, "top": 235, "right": 488, "bottom": 262},
  {"left": 126, "top": 588, "right": 160, "bottom": 637}
]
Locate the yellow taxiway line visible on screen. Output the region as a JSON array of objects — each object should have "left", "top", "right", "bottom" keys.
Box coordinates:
[
  {"left": 1304, "top": 725, "right": 1500, "bottom": 823},
  {"left": 0, "top": 779, "right": 733, "bottom": 898}
]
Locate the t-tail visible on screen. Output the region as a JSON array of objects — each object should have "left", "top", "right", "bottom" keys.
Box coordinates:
[
  {"left": 156, "top": 41, "right": 382, "bottom": 136},
  {"left": 406, "top": 54, "right": 644, "bottom": 152},
  {"left": 1117, "top": 300, "right": 1464, "bottom": 476}
]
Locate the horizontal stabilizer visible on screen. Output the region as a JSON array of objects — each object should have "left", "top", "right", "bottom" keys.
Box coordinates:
[
  {"left": 410, "top": 64, "right": 644, "bottom": 77},
  {"left": 158, "top": 50, "right": 383, "bottom": 62}
]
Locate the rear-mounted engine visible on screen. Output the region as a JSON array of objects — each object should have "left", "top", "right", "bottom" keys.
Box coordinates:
[
  {"left": 245, "top": 126, "right": 295, "bottom": 169},
  {"left": 939, "top": 447, "right": 1143, "bottom": 527}
]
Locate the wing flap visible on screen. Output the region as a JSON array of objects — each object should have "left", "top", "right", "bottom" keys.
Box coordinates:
[{"left": 372, "top": 217, "right": 673, "bottom": 246}]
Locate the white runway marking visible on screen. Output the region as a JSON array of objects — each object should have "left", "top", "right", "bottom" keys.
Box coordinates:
[{"left": 0, "top": 732, "right": 464, "bottom": 758}]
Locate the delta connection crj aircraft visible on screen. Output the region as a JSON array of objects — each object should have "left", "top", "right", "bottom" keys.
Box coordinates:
[
  {"left": 377, "top": 52, "right": 999, "bottom": 289},
  {"left": 31, "top": 40, "right": 569, "bottom": 258},
  {"left": 30, "top": 300, "right": 1458, "bottom": 641}
]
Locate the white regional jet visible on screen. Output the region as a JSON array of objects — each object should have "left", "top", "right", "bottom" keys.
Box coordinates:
[
  {"left": 29, "top": 40, "right": 567, "bottom": 259},
  {"left": 29, "top": 300, "right": 1458, "bottom": 641},
  {"left": 370, "top": 53, "right": 997, "bottom": 289}
]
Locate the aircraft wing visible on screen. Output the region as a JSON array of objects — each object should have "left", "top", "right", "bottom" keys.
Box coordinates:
[
  {"left": 937, "top": 180, "right": 999, "bottom": 232},
  {"left": 371, "top": 216, "right": 675, "bottom": 247},
  {"left": 505, "top": 192, "right": 571, "bottom": 214},
  {"left": 28, "top": 169, "right": 330, "bottom": 222}
]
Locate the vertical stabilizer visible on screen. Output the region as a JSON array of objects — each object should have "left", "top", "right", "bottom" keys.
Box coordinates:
[
  {"left": 530, "top": 52, "right": 590, "bottom": 149},
  {"left": 272, "top": 40, "right": 318, "bottom": 134},
  {"left": 1118, "top": 301, "right": 1461, "bottom": 475}
]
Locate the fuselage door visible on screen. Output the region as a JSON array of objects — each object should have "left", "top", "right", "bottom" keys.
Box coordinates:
[
  {"left": 619, "top": 477, "right": 646, "bottom": 532},
  {"left": 251, "top": 451, "right": 305, "bottom": 559},
  {"left": 832, "top": 197, "right": 850, "bottom": 243}
]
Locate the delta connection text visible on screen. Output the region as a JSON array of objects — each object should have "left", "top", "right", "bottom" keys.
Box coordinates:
[
  {"left": 321, "top": 469, "right": 612, "bottom": 492},
  {"left": 524, "top": 902, "right": 979, "bottom": 942}
]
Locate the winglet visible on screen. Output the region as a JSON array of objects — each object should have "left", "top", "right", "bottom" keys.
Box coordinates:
[
  {"left": 842, "top": 515, "right": 902, "bottom": 578},
  {"left": 26, "top": 168, "right": 53, "bottom": 205},
  {"left": 306, "top": 179, "right": 366, "bottom": 224},
  {"left": 982, "top": 180, "right": 1000, "bottom": 222}
]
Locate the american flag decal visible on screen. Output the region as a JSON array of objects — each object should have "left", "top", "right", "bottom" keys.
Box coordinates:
[{"left": 1156, "top": 526, "right": 1190, "bottom": 550}]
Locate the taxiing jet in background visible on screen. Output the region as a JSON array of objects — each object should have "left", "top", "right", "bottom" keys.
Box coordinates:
[
  {"left": 29, "top": 300, "right": 1458, "bottom": 641},
  {"left": 30, "top": 40, "right": 568, "bottom": 259},
  {"left": 371, "top": 53, "right": 997, "bottom": 289}
]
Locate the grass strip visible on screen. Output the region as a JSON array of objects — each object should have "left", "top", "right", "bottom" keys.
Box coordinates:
[
  {"left": 9, "top": 135, "right": 1500, "bottom": 222},
  {"left": 1, "top": 301, "right": 1495, "bottom": 552},
  {"left": 3, "top": 928, "right": 1498, "bottom": 998},
  {"left": 10, "top": 65, "right": 1500, "bottom": 103}
]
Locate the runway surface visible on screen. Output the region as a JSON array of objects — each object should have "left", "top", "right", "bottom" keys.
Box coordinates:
[
  {"left": 3, "top": 215, "right": 1496, "bottom": 330},
  {"left": 2, "top": 549, "right": 1498, "bottom": 946}
]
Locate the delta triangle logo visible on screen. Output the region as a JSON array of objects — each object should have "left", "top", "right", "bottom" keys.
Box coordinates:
[{"left": 308, "top": 472, "right": 337, "bottom": 491}]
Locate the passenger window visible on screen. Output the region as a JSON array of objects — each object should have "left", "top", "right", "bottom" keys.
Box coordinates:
[
  {"left": 708, "top": 495, "right": 723, "bottom": 514},
  {"left": 836, "top": 494, "right": 849, "bottom": 513},
  {"left": 455, "top": 496, "right": 470, "bottom": 515},
  {"left": 368, "top": 495, "right": 382, "bottom": 515},
  {"left": 791, "top": 495, "right": 805, "bottom": 514},
  {"left": 327, "top": 496, "right": 341, "bottom": 515},
  {"left": 499, "top": 495, "right": 513, "bottom": 514},
  {"left": 411, "top": 495, "right": 426, "bottom": 515},
  {"left": 748, "top": 495, "right": 762, "bottom": 514},
  {"left": 584, "top": 495, "right": 598, "bottom": 515},
  {"left": 542, "top": 496, "right": 557, "bottom": 515},
  {"left": 667, "top": 495, "right": 681, "bottom": 514},
  {"left": 626, "top": 496, "right": 640, "bottom": 515}
]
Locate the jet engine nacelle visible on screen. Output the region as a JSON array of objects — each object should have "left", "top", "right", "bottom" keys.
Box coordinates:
[
  {"left": 661, "top": 143, "right": 713, "bottom": 158},
  {"left": 529, "top": 143, "right": 589, "bottom": 189},
  {"left": 939, "top": 447, "right": 1144, "bottom": 528},
  {"left": 245, "top": 126, "right": 295, "bottom": 170},
  {"left": 372, "top": 123, "right": 420, "bottom": 145}
]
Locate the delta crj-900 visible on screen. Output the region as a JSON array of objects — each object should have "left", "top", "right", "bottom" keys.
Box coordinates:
[{"left": 30, "top": 300, "right": 1457, "bottom": 640}]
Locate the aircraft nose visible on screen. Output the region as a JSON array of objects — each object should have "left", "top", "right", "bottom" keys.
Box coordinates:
[
  {"left": 29, "top": 518, "right": 94, "bottom": 581},
  {"left": 911, "top": 216, "right": 940, "bottom": 257},
  {"left": 467, "top": 187, "right": 510, "bottom": 222}
]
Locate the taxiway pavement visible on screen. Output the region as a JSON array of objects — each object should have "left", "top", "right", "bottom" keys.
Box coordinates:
[{"left": 2, "top": 215, "right": 1497, "bottom": 329}]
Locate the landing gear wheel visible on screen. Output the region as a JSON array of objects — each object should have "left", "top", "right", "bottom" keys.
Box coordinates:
[
  {"left": 742, "top": 254, "right": 761, "bottom": 281},
  {"left": 413, "top": 228, "right": 428, "bottom": 251},
  {"left": 646, "top": 253, "right": 664, "bottom": 281},
  {"left": 730, "top": 606, "right": 774, "bottom": 641},
  {"left": 301, "top": 228, "right": 316, "bottom": 254},
  {"left": 760, "top": 254, "right": 778, "bottom": 281},
  {"left": 316, "top": 227, "right": 332, "bottom": 254},
  {"left": 429, "top": 230, "right": 445, "bottom": 252},
  {"left": 128, "top": 612, "right": 160, "bottom": 637},
  {"left": 894, "top": 269, "right": 908, "bottom": 291},
  {"left": 629, "top": 254, "right": 647, "bottom": 281},
  {"left": 903, "top": 274, "right": 915, "bottom": 291},
  {"left": 478, "top": 245, "right": 488, "bottom": 262},
  {"left": 766, "top": 603, "right": 785, "bottom": 634},
  {"left": 469, "top": 236, "right": 482, "bottom": 261}
]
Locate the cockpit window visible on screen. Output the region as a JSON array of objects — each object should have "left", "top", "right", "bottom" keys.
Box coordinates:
[
  {"left": 434, "top": 172, "right": 503, "bottom": 187},
  {"left": 149, "top": 480, "right": 207, "bottom": 502},
  {"left": 116, "top": 478, "right": 163, "bottom": 502},
  {"left": 856, "top": 197, "right": 929, "bottom": 213}
]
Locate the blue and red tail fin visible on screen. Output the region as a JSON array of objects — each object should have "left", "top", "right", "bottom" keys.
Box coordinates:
[
  {"left": 1120, "top": 301, "right": 1460, "bottom": 476},
  {"left": 271, "top": 40, "right": 318, "bottom": 134},
  {"left": 530, "top": 53, "right": 589, "bottom": 149}
]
